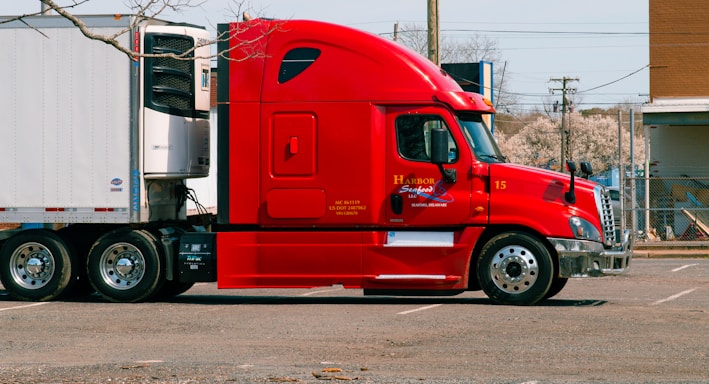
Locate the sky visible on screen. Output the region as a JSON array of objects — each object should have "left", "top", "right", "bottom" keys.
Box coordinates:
[{"left": 5, "top": 1, "right": 649, "bottom": 114}]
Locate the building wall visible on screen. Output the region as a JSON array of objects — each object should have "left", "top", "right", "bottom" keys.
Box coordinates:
[
  {"left": 650, "top": 0, "right": 709, "bottom": 99},
  {"left": 649, "top": 125, "right": 709, "bottom": 177}
]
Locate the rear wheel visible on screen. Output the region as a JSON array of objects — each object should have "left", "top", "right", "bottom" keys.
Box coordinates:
[
  {"left": 87, "top": 228, "right": 165, "bottom": 303},
  {"left": 477, "top": 231, "right": 554, "bottom": 305},
  {"left": 154, "top": 280, "right": 195, "bottom": 300},
  {"left": 0, "top": 230, "right": 75, "bottom": 301}
]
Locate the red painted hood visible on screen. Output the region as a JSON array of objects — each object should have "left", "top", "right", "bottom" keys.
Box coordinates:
[{"left": 487, "top": 163, "right": 601, "bottom": 239}]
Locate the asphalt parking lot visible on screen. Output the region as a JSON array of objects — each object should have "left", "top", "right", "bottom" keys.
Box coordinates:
[{"left": 1, "top": 258, "right": 709, "bottom": 384}]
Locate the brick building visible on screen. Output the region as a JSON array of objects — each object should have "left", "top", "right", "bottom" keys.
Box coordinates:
[{"left": 642, "top": 0, "right": 709, "bottom": 177}]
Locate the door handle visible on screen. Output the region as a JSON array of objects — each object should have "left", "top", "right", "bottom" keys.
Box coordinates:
[{"left": 390, "top": 194, "right": 403, "bottom": 215}]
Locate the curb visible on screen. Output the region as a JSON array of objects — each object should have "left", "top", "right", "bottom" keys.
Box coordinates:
[{"left": 633, "top": 249, "right": 709, "bottom": 258}]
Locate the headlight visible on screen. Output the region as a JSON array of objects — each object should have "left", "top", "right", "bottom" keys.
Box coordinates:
[{"left": 569, "top": 216, "right": 602, "bottom": 242}]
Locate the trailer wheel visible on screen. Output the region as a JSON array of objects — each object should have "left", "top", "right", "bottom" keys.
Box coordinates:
[
  {"left": 477, "top": 231, "right": 553, "bottom": 306},
  {"left": 87, "top": 228, "right": 165, "bottom": 303},
  {"left": 0, "top": 230, "right": 74, "bottom": 301},
  {"left": 154, "top": 281, "right": 195, "bottom": 300}
]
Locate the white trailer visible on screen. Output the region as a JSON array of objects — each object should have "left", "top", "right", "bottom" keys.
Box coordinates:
[{"left": 0, "top": 15, "right": 210, "bottom": 302}]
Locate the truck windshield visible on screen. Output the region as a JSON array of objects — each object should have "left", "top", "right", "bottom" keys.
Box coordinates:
[{"left": 458, "top": 113, "right": 506, "bottom": 163}]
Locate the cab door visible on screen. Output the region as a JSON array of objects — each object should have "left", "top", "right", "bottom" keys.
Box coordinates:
[{"left": 385, "top": 106, "right": 474, "bottom": 226}]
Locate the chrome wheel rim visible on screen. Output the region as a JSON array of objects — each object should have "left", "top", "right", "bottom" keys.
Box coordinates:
[
  {"left": 489, "top": 245, "right": 539, "bottom": 294},
  {"left": 9, "top": 242, "right": 55, "bottom": 290},
  {"left": 98, "top": 242, "right": 145, "bottom": 290}
]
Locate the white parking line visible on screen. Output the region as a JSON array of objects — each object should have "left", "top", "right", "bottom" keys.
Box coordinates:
[
  {"left": 300, "top": 287, "right": 344, "bottom": 296},
  {"left": 671, "top": 264, "right": 698, "bottom": 272},
  {"left": 650, "top": 288, "right": 698, "bottom": 306},
  {"left": 397, "top": 304, "right": 443, "bottom": 315},
  {"left": 0, "top": 302, "right": 49, "bottom": 312}
]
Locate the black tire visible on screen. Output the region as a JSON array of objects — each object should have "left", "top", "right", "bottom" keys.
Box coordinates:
[
  {"left": 57, "top": 226, "right": 103, "bottom": 298},
  {"left": 0, "top": 229, "right": 75, "bottom": 301},
  {"left": 87, "top": 228, "right": 165, "bottom": 303},
  {"left": 543, "top": 277, "right": 569, "bottom": 300},
  {"left": 154, "top": 280, "right": 195, "bottom": 300},
  {"left": 151, "top": 226, "right": 194, "bottom": 300},
  {"left": 476, "top": 231, "right": 554, "bottom": 306}
]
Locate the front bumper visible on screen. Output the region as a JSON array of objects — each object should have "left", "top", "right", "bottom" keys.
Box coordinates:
[{"left": 549, "top": 229, "right": 633, "bottom": 278}]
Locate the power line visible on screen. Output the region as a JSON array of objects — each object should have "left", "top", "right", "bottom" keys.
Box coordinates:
[
  {"left": 385, "top": 27, "right": 709, "bottom": 38},
  {"left": 380, "top": 28, "right": 649, "bottom": 37},
  {"left": 446, "top": 65, "right": 648, "bottom": 108},
  {"left": 390, "top": 21, "right": 649, "bottom": 110},
  {"left": 577, "top": 65, "right": 649, "bottom": 93}
]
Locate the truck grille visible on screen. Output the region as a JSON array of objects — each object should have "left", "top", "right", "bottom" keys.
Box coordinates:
[
  {"left": 144, "top": 34, "right": 195, "bottom": 115},
  {"left": 597, "top": 187, "right": 616, "bottom": 246}
]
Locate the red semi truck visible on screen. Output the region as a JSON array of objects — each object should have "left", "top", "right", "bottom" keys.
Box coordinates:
[
  {"left": 210, "top": 18, "right": 632, "bottom": 305},
  {"left": 0, "top": 16, "right": 632, "bottom": 305}
]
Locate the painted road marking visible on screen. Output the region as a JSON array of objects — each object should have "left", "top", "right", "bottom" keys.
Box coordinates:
[
  {"left": 301, "top": 287, "right": 344, "bottom": 296},
  {"left": 397, "top": 304, "right": 443, "bottom": 315},
  {"left": 0, "top": 302, "right": 49, "bottom": 312},
  {"left": 650, "top": 288, "right": 698, "bottom": 306},
  {"left": 672, "top": 264, "right": 698, "bottom": 272}
]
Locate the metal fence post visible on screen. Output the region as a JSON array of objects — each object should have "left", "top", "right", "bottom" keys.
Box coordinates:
[
  {"left": 630, "top": 109, "right": 637, "bottom": 235},
  {"left": 618, "top": 111, "right": 625, "bottom": 235},
  {"left": 644, "top": 123, "right": 650, "bottom": 238}
]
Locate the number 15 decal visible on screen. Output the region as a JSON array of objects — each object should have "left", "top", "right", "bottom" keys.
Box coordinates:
[{"left": 495, "top": 180, "right": 507, "bottom": 190}]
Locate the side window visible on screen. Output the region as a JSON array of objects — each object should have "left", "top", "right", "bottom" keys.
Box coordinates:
[
  {"left": 278, "top": 47, "right": 321, "bottom": 83},
  {"left": 395, "top": 115, "right": 457, "bottom": 163}
]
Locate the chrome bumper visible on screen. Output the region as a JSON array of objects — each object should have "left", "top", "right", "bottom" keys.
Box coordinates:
[{"left": 549, "top": 230, "right": 633, "bottom": 278}]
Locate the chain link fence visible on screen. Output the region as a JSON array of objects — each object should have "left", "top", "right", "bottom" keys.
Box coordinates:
[{"left": 622, "top": 176, "right": 709, "bottom": 242}]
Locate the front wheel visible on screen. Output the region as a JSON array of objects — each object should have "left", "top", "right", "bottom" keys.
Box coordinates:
[
  {"left": 476, "top": 231, "right": 554, "bottom": 306},
  {"left": 544, "top": 277, "right": 569, "bottom": 300},
  {"left": 0, "top": 230, "right": 75, "bottom": 301},
  {"left": 87, "top": 228, "right": 165, "bottom": 303}
]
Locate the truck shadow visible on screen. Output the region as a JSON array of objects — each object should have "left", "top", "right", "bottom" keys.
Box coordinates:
[
  {"left": 164, "top": 294, "right": 607, "bottom": 307},
  {"left": 0, "top": 288, "right": 607, "bottom": 307}
]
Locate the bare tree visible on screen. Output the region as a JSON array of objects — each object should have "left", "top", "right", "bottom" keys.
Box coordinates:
[
  {"left": 1, "top": 0, "right": 278, "bottom": 62},
  {"left": 441, "top": 34, "right": 500, "bottom": 64},
  {"left": 395, "top": 22, "right": 429, "bottom": 58},
  {"left": 396, "top": 23, "right": 518, "bottom": 109}
]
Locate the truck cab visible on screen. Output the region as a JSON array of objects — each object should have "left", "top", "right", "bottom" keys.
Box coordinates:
[{"left": 214, "top": 19, "right": 633, "bottom": 305}]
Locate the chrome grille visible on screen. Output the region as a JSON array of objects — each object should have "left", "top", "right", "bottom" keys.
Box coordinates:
[{"left": 597, "top": 186, "right": 616, "bottom": 245}]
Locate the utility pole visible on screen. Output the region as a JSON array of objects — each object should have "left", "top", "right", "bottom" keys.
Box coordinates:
[
  {"left": 41, "top": 1, "right": 51, "bottom": 14},
  {"left": 549, "top": 77, "right": 578, "bottom": 172},
  {"left": 427, "top": 0, "right": 440, "bottom": 65},
  {"left": 393, "top": 22, "right": 399, "bottom": 42}
]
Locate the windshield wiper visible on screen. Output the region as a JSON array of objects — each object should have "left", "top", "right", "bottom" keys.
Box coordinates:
[{"left": 479, "top": 154, "right": 507, "bottom": 162}]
